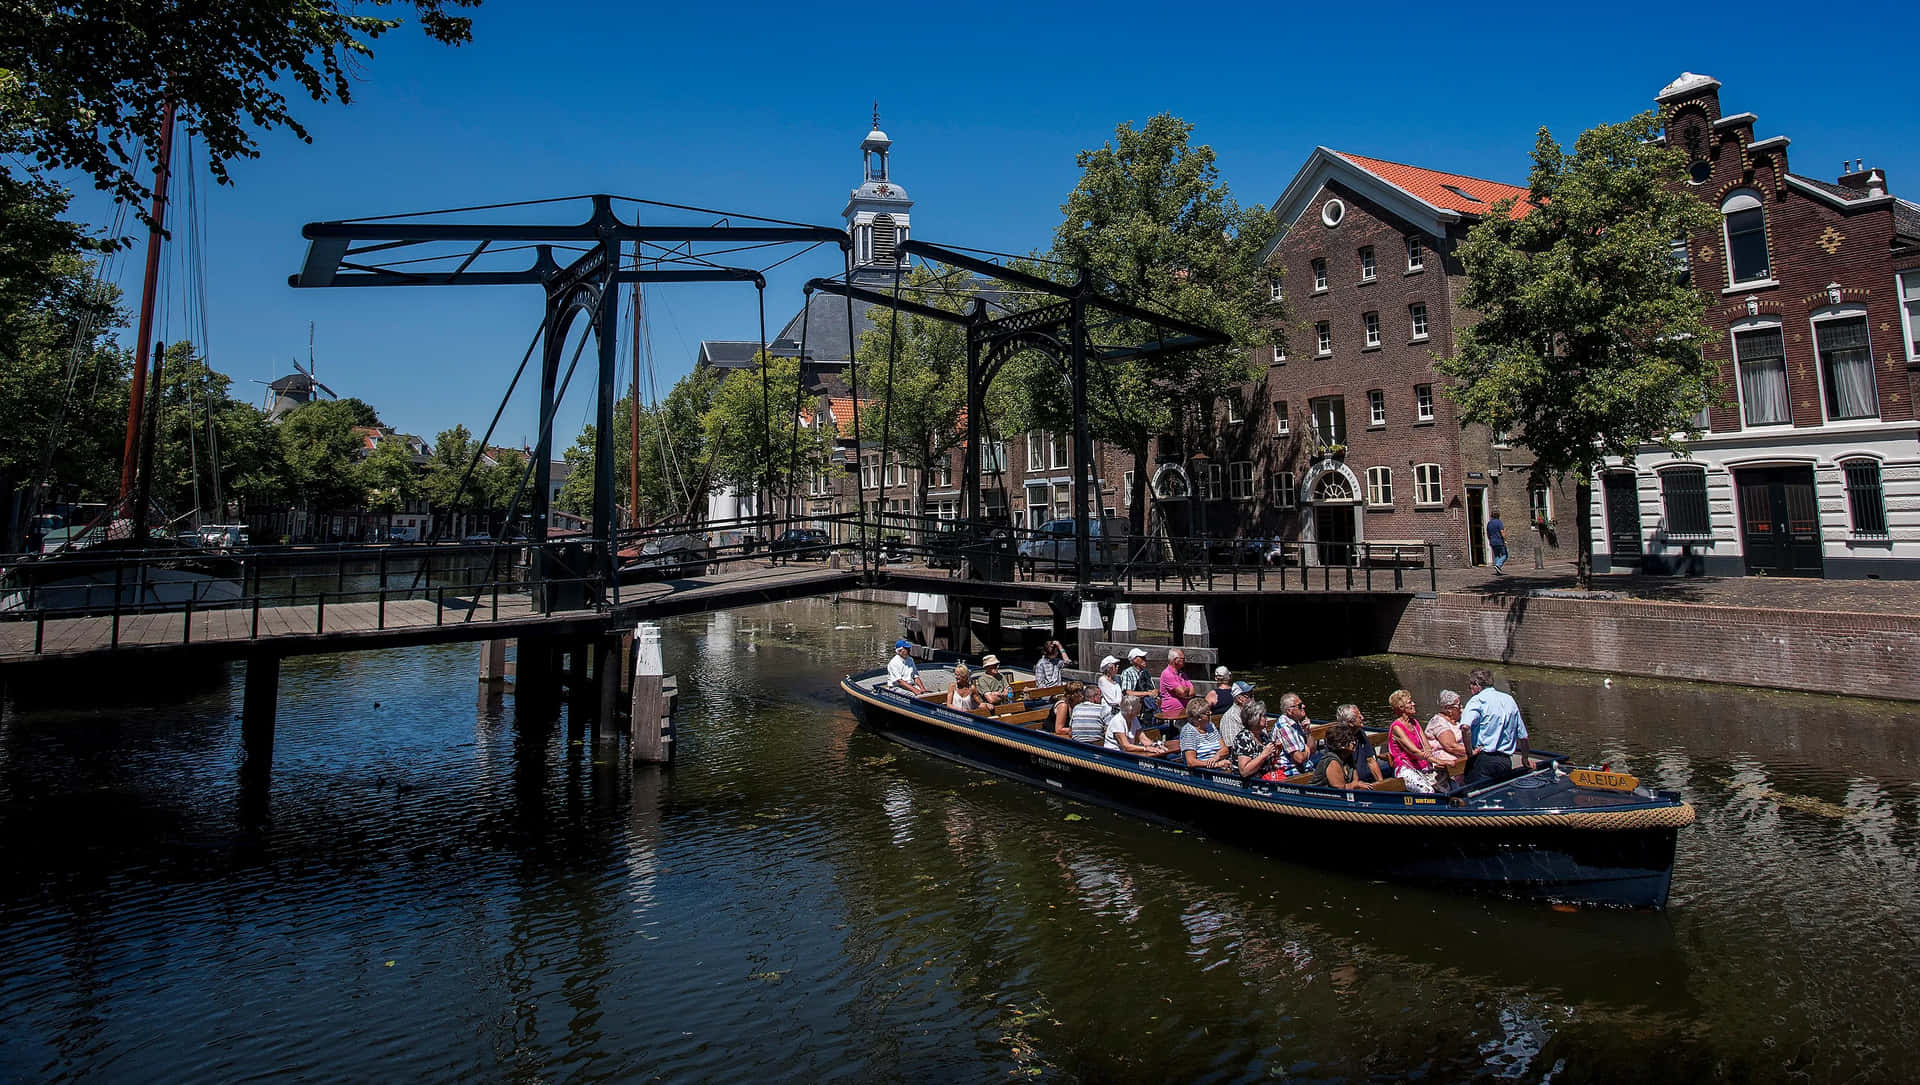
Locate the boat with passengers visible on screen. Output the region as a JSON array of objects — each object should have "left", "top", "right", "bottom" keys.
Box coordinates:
[{"left": 842, "top": 662, "right": 1694, "bottom": 909}]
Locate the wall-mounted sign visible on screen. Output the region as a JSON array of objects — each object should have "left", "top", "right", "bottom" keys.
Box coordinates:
[{"left": 1467, "top": 472, "right": 1486, "bottom": 480}]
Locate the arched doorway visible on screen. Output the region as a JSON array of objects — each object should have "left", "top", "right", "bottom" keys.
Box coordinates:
[
  {"left": 1150, "top": 462, "right": 1193, "bottom": 539},
  {"left": 1301, "top": 461, "right": 1363, "bottom": 566}
]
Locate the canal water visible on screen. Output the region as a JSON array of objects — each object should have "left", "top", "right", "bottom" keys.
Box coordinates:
[{"left": 2, "top": 599, "right": 1917, "bottom": 1082}]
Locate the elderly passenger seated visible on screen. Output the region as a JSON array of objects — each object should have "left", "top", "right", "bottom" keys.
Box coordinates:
[
  {"left": 1179, "top": 695, "right": 1234, "bottom": 771},
  {"left": 1272, "top": 692, "right": 1319, "bottom": 773},
  {"left": 1226, "top": 699, "right": 1286, "bottom": 779},
  {"left": 1105, "top": 695, "right": 1168, "bottom": 756},
  {"left": 1311, "top": 721, "right": 1382, "bottom": 791},
  {"left": 1217, "top": 680, "right": 1257, "bottom": 750},
  {"left": 1425, "top": 689, "right": 1468, "bottom": 767},
  {"left": 1385, "top": 689, "right": 1441, "bottom": 792},
  {"left": 1069, "top": 682, "right": 1110, "bottom": 744},
  {"left": 1206, "top": 666, "right": 1236, "bottom": 715},
  {"left": 971, "top": 655, "right": 1010, "bottom": 706},
  {"left": 888, "top": 639, "right": 927, "bottom": 694}
]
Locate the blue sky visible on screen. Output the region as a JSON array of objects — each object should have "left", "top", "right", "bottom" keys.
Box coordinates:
[{"left": 65, "top": 0, "right": 1920, "bottom": 446}]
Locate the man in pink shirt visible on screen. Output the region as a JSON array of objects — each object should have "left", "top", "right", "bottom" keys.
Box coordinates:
[{"left": 1158, "top": 649, "right": 1195, "bottom": 718}]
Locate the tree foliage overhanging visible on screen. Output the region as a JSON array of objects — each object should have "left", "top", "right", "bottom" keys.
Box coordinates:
[
  {"left": 0, "top": 0, "right": 477, "bottom": 225},
  {"left": 1438, "top": 110, "right": 1721, "bottom": 583}
]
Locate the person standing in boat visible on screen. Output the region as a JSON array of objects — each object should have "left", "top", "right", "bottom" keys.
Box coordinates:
[
  {"left": 1158, "top": 649, "right": 1196, "bottom": 719},
  {"left": 972, "top": 655, "right": 1010, "bottom": 706},
  {"left": 1035, "top": 641, "right": 1069, "bottom": 687},
  {"left": 888, "top": 640, "right": 927, "bottom": 694},
  {"left": 1461, "top": 668, "right": 1530, "bottom": 785}
]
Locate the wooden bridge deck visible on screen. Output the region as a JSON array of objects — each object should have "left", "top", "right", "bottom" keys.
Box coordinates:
[{"left": 0, "top": 563, "right": 859, "bottom": 668}]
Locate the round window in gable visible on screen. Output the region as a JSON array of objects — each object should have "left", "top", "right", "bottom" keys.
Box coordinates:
[
  {"left": 1321, "top": 198, "right": 1346, "bottom": 227},
  {"left": 1688, "top": 160, "right": 1712, "bottom": 185}
]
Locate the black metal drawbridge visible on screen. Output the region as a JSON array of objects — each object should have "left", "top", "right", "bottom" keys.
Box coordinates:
[{"left": 290, "top": 195, "right": 1227, "bottom": 596}]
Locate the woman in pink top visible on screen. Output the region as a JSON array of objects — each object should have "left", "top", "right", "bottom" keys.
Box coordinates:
[
  {"left": 1385, "top": 689, "right": 1440, "bottom": 793},
  {"left": 1158, "top": 649, "right": 1195, "bottom": 717}
]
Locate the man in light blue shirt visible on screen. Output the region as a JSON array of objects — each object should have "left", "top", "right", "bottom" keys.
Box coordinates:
[{"left": 1461, "top": 667, "right": 1529, "bottom": 786}]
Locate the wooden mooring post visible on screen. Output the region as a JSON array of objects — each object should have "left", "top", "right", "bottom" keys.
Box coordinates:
[{"left": 630, "top": 622, "right": 669, "bottom": 764}]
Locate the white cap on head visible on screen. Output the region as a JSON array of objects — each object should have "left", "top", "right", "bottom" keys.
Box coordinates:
[
  {"left": 1214, "top": 665, "right": 1231, "bottom": 679},
  {"left": 1099, "top": 655, "right": 1120, "bottom": 670},
  {"left": 1127, "top": 647, "right": 1147, "bottom": 660}
]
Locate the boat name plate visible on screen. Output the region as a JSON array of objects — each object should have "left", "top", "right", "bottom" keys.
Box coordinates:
[{"left": 1568, "top": 768, "right": 1640, "bottom": 792}]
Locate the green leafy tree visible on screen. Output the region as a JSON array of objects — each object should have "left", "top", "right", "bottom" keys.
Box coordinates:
[
  {"left": 1031, "top": 113, "right": 1283, "bottom": 531},
  {"left": 277, "top": 397, "right": 366, "bottom": 529},
  {"left": 701, "top": 351, "right": 833, "bottom": 512},
  {"left": 422, "top": 424, "right": 483, "bottom": 534},
  {"left": 852, "top": 263, "right": 979, "bottom": 515},
  {"left": 1438, "top": 112, "right": 1718, "bottom": 588},
  {"left": 0, "top": 1, "right": 476, "bottom": 225},
  {"left": 357, "top": 432, "right": 419, "bottom": 514}
]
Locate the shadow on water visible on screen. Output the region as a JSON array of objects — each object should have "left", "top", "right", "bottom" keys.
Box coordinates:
[{"left": 0, "top": 597, "right": 1916, "bottom": 1081}]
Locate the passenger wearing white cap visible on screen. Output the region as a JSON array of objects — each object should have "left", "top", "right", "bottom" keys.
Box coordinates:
[
  {"left": 1206, "top": 665, "right": 1236, "bottom": 716},
  {"left": 972, "top": 654, "right": 1010, "bottom": 705},
  {"left": 1097, "top": 655, "right": 1125, "bottom": 716},
  {"left": 1119, "top": 648, "right": 1154, "bottom": 698}
]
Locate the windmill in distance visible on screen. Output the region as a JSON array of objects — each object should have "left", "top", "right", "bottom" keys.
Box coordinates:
[{"left": 255, "top": 323, "right": 338, "bottom": 421}]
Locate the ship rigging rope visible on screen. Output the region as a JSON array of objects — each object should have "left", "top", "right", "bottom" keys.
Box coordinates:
[
  {"left": 756, "top": 282, "right": 772, "bottom": 517},
  {"left": 842, "top": 249, "right": 866, "bottom": 570}
]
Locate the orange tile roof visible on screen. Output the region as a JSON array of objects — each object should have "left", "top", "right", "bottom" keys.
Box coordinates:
[
  {"left": 1332, "top": 151, "right": 1533, "bottom": 220},
  {"left": 825, "top": 397, "right": 869, "bottom": 431}
]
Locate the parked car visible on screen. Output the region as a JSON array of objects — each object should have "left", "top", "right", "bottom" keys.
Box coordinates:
[
  {"left": 769, "top": 528, "right": 831, "bottom": 561},
  {"left": 1016, "top": 517, "right": 1131, "bottom": 572},
  {"left": 620, "top": 533, "right": 711, "bottom": 580}
]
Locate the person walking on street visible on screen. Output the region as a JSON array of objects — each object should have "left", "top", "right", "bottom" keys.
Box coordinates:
[
  {"left": 1461, "top": 667, "right": 1530, "bottom": 786},
  {"left": 1487, "top": 511, "right": 1508, "bottom": 574}
]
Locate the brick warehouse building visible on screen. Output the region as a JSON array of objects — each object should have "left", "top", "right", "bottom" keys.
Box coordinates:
[
  {"left": 1592, "top": 73, "right": 1920, "bottom": 579},
  {"left": 1247, "top": 149, "right": 1577, "bottom": 569}
]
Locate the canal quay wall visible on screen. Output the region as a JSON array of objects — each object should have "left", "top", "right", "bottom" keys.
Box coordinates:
[{"left": 1383, "top": 591, "right": 1920, "bottom": 701}]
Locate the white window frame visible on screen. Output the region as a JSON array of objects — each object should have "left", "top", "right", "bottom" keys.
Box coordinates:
[
  {"left": 1368, "top": 389, "right": 1386, "bottom": 426},
  {"left": 1364, "top": 311, "right": 1381, "bottom": 347},
  {"left": 1900, "top": 269, "right": 1920, "bottom": 363},
  {"left": 1414, "top": 463, "right": 1443, "bottom": 506},
  {"left": 982, "top": 439, "right": 1007, "bottom": 473},
  {"left": 1811, "top": 306, "right": 1878, "bottom": 422},
  {"left": 1721, "top": 189, "right": 1773, "bottom": 288},
  {"left": 1274, "top": 401, "right": 1289, "bottom": 437},
  {"left": 1025, "top": 482, "right": 1053, "bottom": 523},
  {"left": 1359, "top": 245, "right": 1377, "bottom": 282},
  {"left": 1730, "top": 317, "right": 1791, "bottom": 428},
  {"left": 1415, "top": 384, "right": 1435, "bottom": 421},
  {"left": 1366, "top": 466, "right": 1394, "bottom": 507},
  {"left": 1312, "top": 258, "right": 1328, "bottom": 292},
  {"left": 1122, "top": 470, "right": 1133, "bottom": 507},
  {"left": 1269, "top": 278, "right": 1284, "bottom": 302},
  {"left": 1228, "top": 461, "right": 1255, "bottom": 500},
  {"left": 1272, "top": 471, "right": 1297, "bottom": 509},
  {"left": 1407, "top": 236, "right": 1425, "bottom": 272},
  {"left": 1027, "top": 433, "right": 1044, "bottom": 471},
  {"left": 1528, "top": 483, "right": 1552, "bottom": 525},
  {"left": 1272, "top": 343, "right": 1286, "bottom": 364},
  {"left": 1227, "top": 391, "right": 1245, "bottom": 424},
  {"left": 1197, "top": 463, "right": 1224, "bottom": 501},
  {"left": 1315, "top": 321, "right": 1332, "bottom": 356},
  {"left": 1409, "top": 302, "right": 1429, "bottom": 340},
  {"left": 861, "top": 452, "right": 880, "bottom": 489}
]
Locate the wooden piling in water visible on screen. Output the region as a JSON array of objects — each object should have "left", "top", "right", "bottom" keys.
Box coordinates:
[{"left": 630, "top": 622, "right": 668, "bottom": 764}]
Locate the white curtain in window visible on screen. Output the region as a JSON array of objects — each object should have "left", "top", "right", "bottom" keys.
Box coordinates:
[
  {"left": 1735, "top": 327, "right": 1789, "bottom": 425},
  {"left": 1818, "top": 317, "right": 1877, "bottom": 419}
]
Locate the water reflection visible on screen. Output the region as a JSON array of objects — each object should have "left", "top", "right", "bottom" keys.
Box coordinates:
[{"left": 0, "top": 597, "right": 1916, "bottom": 1081}]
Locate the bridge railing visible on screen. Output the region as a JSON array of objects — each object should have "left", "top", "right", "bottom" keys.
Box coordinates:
[{"left": 867, "top": 511, "right": 1438, "bottom": 593}]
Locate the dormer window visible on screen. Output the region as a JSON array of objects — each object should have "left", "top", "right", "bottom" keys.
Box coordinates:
[{"left": 1722, "top": 190, "right": 1770, "bottom": 285}]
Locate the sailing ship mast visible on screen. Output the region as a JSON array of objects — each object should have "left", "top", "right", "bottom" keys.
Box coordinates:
[{"left": 118, "top": 99, "right": 178, "bottom": 533}]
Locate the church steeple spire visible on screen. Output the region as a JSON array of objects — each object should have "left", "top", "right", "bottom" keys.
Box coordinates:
[{"left": 845, "top": 107, "right": 912, "bottom": 275}]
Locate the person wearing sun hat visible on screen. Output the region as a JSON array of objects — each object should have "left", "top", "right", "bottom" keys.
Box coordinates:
[
  {"left": 888, "top": 639, "right": 926, "bottom": 694},
  {"left": 972, "top": 654, "right": 1009, "bottom": 705}
]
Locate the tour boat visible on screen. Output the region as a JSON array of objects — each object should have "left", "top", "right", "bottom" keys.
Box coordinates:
[{"left": 842, "top": 665, "right": 1694, "bottom": 909}]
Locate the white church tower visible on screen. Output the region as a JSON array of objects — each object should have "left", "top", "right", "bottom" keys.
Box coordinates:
[{"left": 844, "top": 106, "right": 913, "bottom": 276}]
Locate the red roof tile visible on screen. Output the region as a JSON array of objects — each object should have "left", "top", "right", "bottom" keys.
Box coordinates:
[{"left": 1332, "top": 151, "right": 1533, "bottom": 220}]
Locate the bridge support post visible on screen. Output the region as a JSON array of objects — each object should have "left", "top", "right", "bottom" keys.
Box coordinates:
[
  {"left": 516, "top": 634, "right": 561, "bottom": 717},
  {"left": 631, "top": 622, "right": 668, "bottom": 764},
  {"left": 950, "top": 596, "right": 971, "bottom": 656},
  {"left": 1181, "top": 604, "right": 1211, "bottom": 650},
  {"left": 1076, "top": 599, "right": 1103, "bottom": 678},
  {"left": 241, "top": 655, "right": 280, "bottom": 824},
  {"left": 595, "top": 634, "right": 623, "bottom": 737},
  {"left": 479, "top": 638, "right": 510, "bottom": 685}
]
